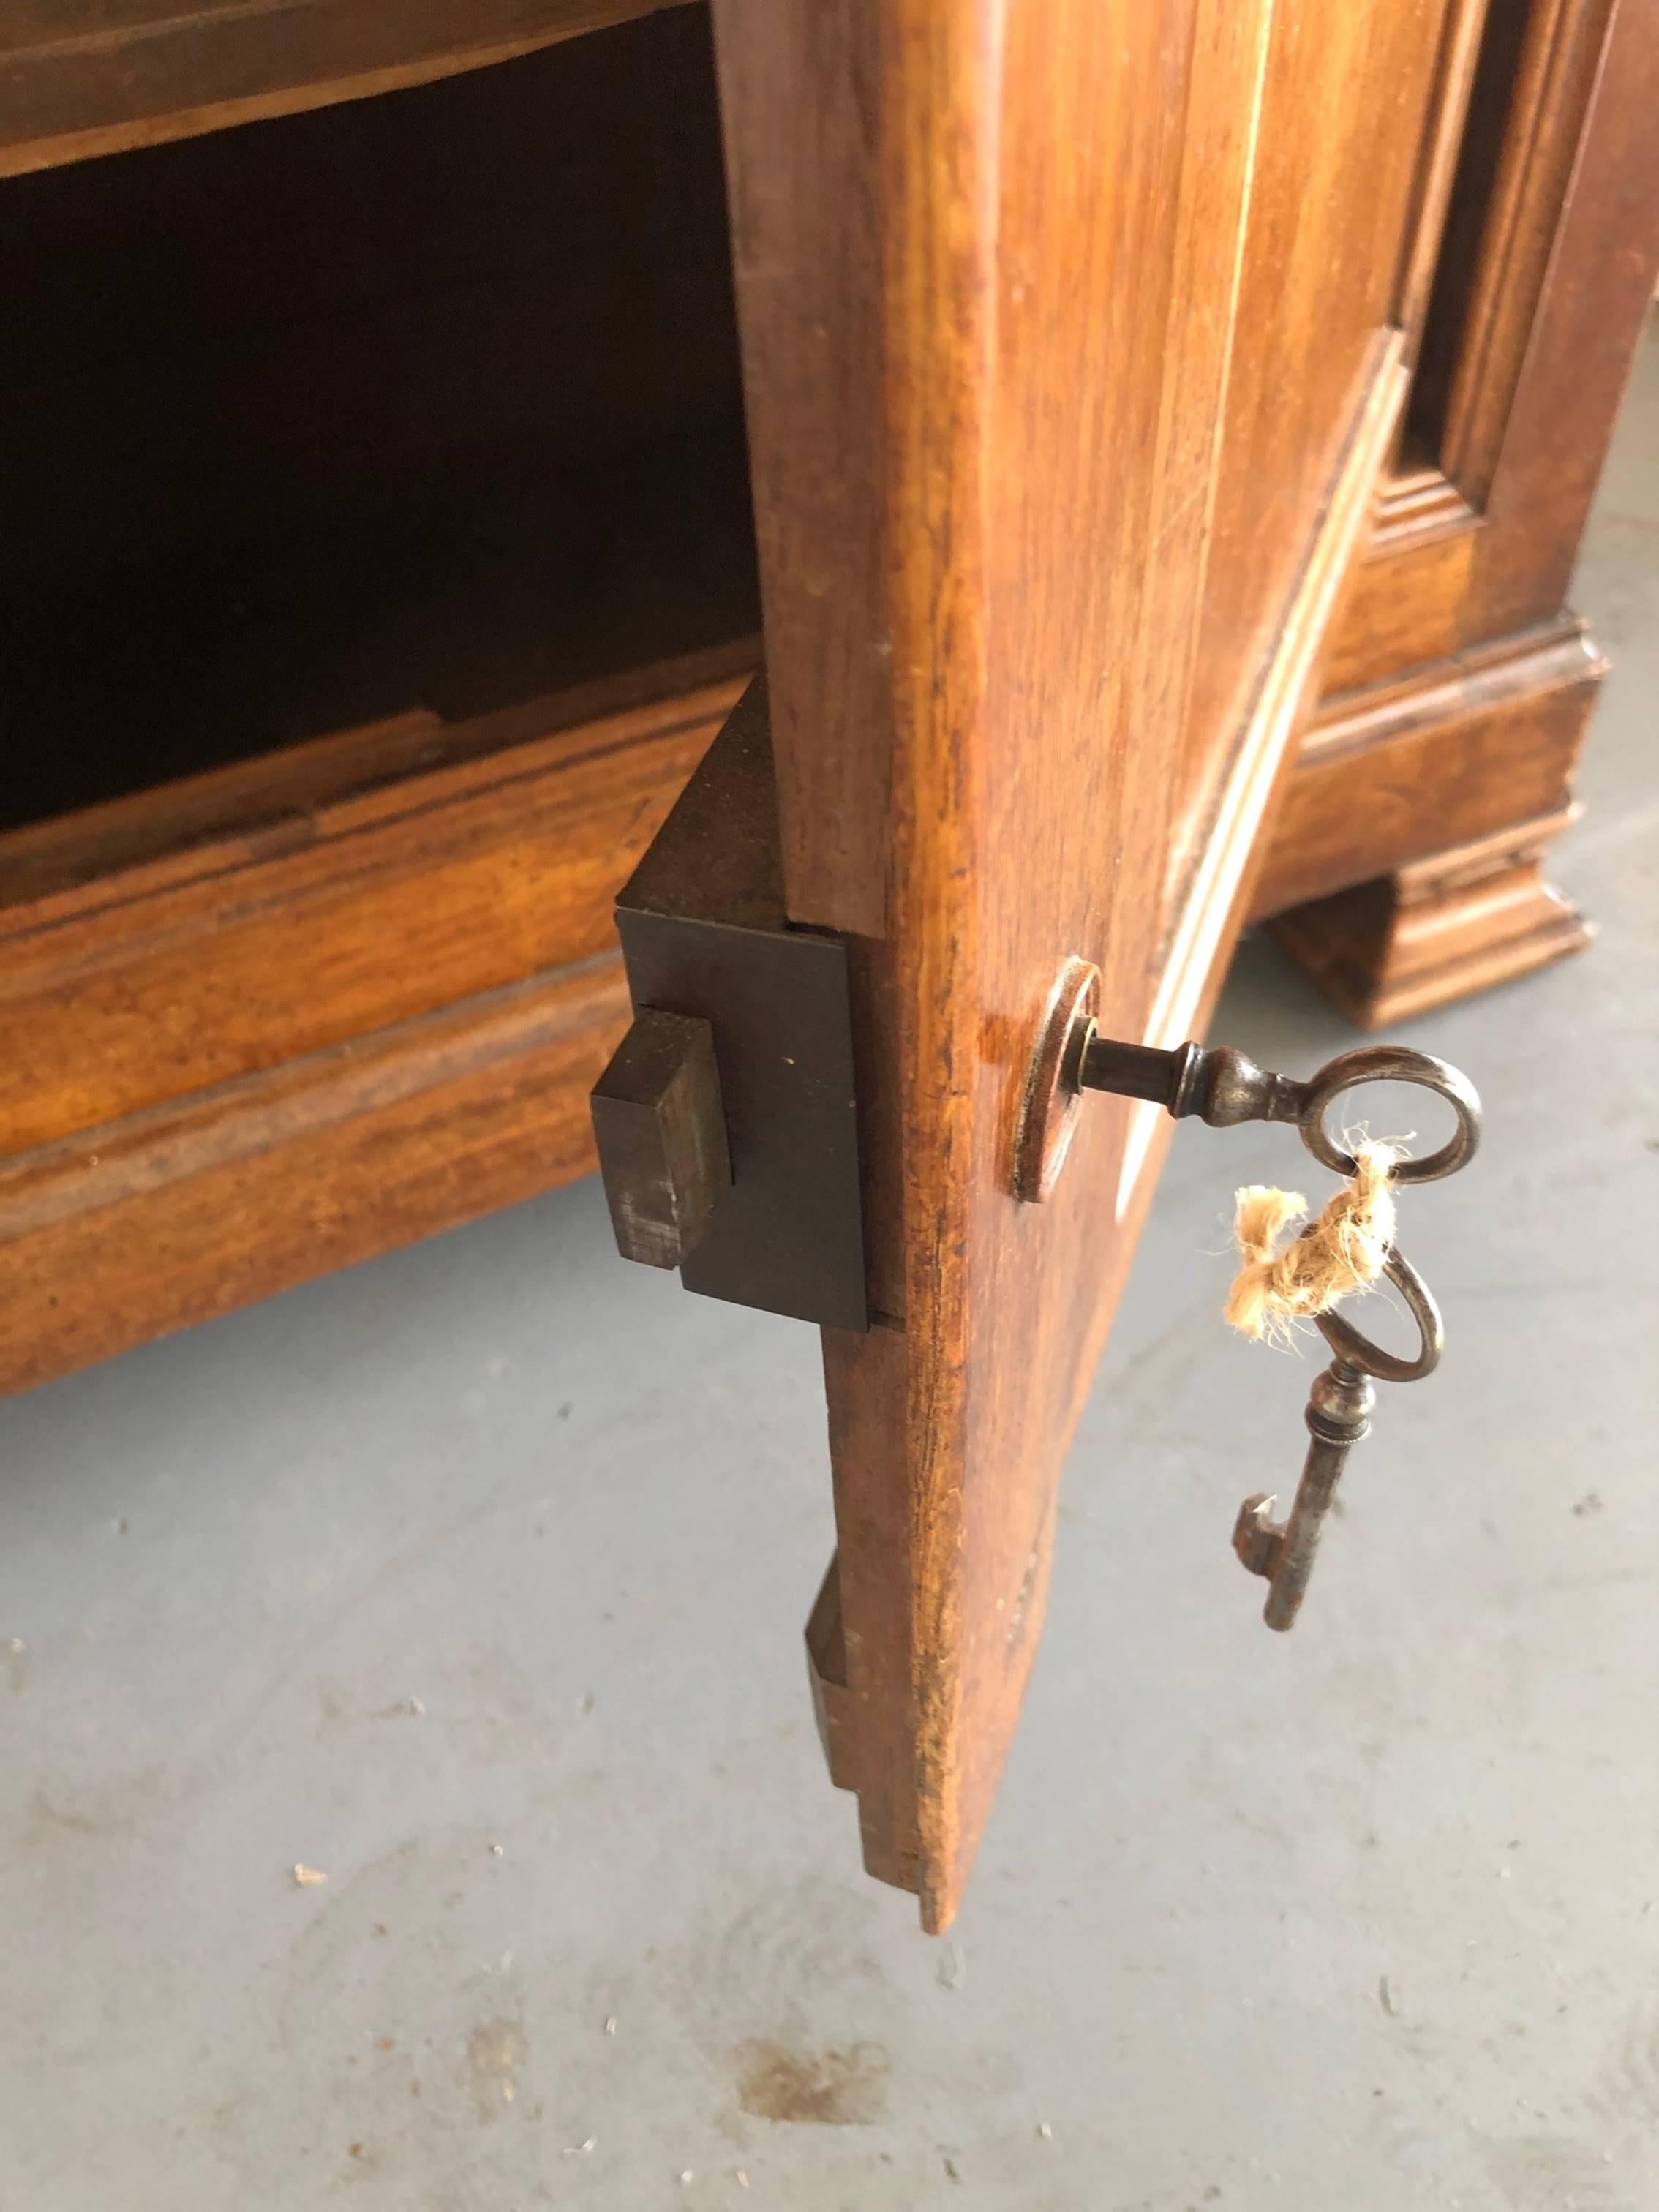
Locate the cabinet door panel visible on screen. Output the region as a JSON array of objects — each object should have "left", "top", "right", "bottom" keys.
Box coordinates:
[{"left": 712, "top": 0, "right": 1442, "bottom": 1928}]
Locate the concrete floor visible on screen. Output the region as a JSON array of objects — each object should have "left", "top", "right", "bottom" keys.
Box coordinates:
[{"left": 3, "top": 322, "right": 1655, "bottom": 2212}]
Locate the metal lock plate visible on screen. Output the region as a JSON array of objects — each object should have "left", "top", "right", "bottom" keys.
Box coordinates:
[{"left": 596, "top": 680, "right": 868, "bottom": 1333}]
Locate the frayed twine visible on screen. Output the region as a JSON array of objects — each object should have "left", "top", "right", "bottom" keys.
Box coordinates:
[{"left": 1224, "top": 1137, "right": 1399, "bottom": 1344}]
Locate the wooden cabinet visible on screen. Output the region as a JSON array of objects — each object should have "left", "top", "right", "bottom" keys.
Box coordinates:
[
  {"left": 1, "top": 1, "right": 1655, "bottom": 1915},
  {"left": 1263, "top": 0, "right": 1659, "bottom": 1024}
]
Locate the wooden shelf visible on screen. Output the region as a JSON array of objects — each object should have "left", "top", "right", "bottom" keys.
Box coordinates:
[
  {"left": 0, "top": 0, "right": 695, "bottom": 177},
  {"left": 0, "top": 658, "right": 748, "bottom": 1391},
  {"left": 1, "top": 12, "right": 755, "bottom": 832},
  {"left": 4, "top": 425, "right": 760, "bottom": 832}
]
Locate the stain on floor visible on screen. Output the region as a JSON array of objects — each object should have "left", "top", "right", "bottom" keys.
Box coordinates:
[{"left": 734, "top": 2038, "right": 890, "bottom": 2125}]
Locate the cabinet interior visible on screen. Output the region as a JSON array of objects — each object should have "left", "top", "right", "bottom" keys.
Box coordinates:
[{"left": 0, "top": 6, "right": 757, "bottom": 842}]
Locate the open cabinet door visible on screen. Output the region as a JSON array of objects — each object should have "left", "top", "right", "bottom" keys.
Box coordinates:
[{"left": 688, "top": 0, "right": 1460, "bottom": 1931}]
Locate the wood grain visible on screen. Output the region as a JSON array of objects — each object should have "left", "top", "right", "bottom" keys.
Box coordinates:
[
  {"left": 0, "top": 650, "right": 750, "bottom": 1396},
  {"left": 1259, "top": 617, "right": 1601, "bottom": 917},
  {"left": 1267, "top": 810, "right": 1592, "bottom": 1025},
  {"left": 1410, "top": 0, "right": 1619, "bottom": 507},
  {"left": 1323, "top": 0, "right": 1659, "bottom": 699},
  {"left": 1321, "top": 520, "right": 1481, "bottom": 694},
  {"left": 0, "top": 959, "right": 628, "bottom": 1394},
  {"left": 1460, "top": 0, "right": 1659, "bottom": 636},
  {"left": 0, "top": 0, "right": 694, "bottom": 176},
  {"left": 1302, "top": 0, "right": 1658, "bottom": 1009},
  {"left": 709, "top": 0, "right": 889, "bottom": 938},
  {"left": 1, "top": 0, "right": 1645, "bottom": 1939},
  {"left": 804, "top": 1557, "right": 859, "bottom": 1799},
  {"left": 0, "top": 672, "right": 741, "bottom": 1151},
  {"left": 0, "top": 563, "right": 1596, "bottom": 1396},
  {"left": 715, "top": 0, "right": 1439, "bottom": 1930},
  {"left": 0, "top": 643, "right": 756, "bottom": 914},
  {"left": 1387, "top": 0, "right": 1494, "bottom": 358},
  {"left": 1372, "top": 450, "right": 1480, "bottom": 552}
]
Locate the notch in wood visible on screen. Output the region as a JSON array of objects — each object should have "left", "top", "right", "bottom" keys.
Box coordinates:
[{"left": 591, "top": 1009, "right": 730, "bottom": 1270}]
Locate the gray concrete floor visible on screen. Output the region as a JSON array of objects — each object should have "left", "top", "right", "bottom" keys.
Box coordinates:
[{"left": 3, "top": 322, "right": 1656, "bottom": 2212}]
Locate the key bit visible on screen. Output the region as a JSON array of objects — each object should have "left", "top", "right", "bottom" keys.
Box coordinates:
[
  {"left": 1232, "top": 1494, "right": 1284, "bottom": 1579},
  {"left": 1231, "top": 1245, "right": 1446, "bottom": 1630},
  {"left": 1237, "top": 1361, "right": 1375, "bottom": 1630}
]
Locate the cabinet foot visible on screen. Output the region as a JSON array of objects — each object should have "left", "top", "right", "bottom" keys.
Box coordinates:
[{"left": 1265, "top": 809, "right": 1592, "bottom": 1028}]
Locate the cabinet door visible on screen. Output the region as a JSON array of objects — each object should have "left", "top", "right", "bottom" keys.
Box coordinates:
[{"left": 710, "top": 0, "right": 1455, "bottom": 1930}]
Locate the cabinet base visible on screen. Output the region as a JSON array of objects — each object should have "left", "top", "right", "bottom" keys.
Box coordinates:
[{"left": 1265, "top": 810, "right": 1592, "bottom": 1028}]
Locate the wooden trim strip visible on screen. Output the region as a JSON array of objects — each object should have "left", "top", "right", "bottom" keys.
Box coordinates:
[
  {"left": 1369, "top": 455, "right": 1481, "bottom": 554},
  {"left": 1256, "top": 618, "right": 1600, "bottom": 918},
  {"left": 1387, "top": 0, "right": 1494, "bottom": 350},
  {"left": 0, "top": 677, "right": 737, "bottom": 1150},
  {"left": 0, "top": 0, "right": 696, "bottom": 178},
  {"left": 1266, "top": 808, "right": 1590, "bottom": 1027},
  {"left": 1425, "top": 0, "right": 1619, "bottom": 505},
  {"left": 0, "top": 645, "right": 756, "bottom": 922},
  {"left": 1116, "top": 326, "right": 1410, "bottom": 1211},
  {"left": 1304, "top": 612, "right": 1600, "bottom": 760},
  {"left": 0, "top": 958, "right": 628, "bottom": 1394}
]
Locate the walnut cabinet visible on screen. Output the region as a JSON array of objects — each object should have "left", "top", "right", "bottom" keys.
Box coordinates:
[{"left": 1, "top": 1, "right": 1654, "bottom": 1925}]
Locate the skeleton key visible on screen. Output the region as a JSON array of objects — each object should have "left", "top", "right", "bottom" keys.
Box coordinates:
[
  {"left": 1232, "top": 1245, "right": 1443, "bottom": 1630},
  {"left": 1014, "top": 974, "right": 1483, "bottom": 1633}
]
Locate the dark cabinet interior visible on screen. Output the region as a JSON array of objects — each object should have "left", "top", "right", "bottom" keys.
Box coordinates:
[{"left": 0, "top": 7, "right": 756, "bottom": 832}]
